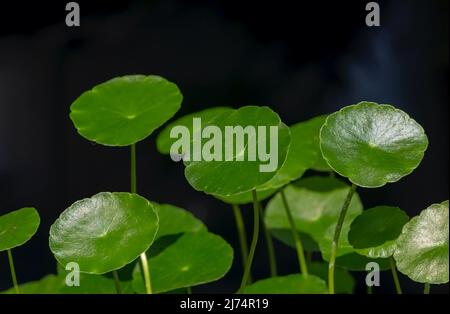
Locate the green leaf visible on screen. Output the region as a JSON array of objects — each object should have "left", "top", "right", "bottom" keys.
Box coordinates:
[
  {"left": 0, "top": 207, "right": 40, "bottom": 251},
  {"left": 70, "top": 75, "right": 182, "bottom": 146},
  {"left": 320, "top": 102, "right": 428, "bottom": 188},
  {"left": 184, "top": 106, "right": 291, "bottom": 196},
  {"left": 308, "top": 262, "right": 355, "bottom": 294},
  {"left": 244, "top": 274, "right": 328, "bottom": 294},
  {"left": 153, "top": 203, "right": 206, "bottom": 240},
  {"left": 394, "top": 201, "right": 449, "bottom": 284},
  {"left": 49, "top": 192, "right": 159, "bottom": 274},
  {"left": 156, "top": 107, "right": 232, "bottom": 154},
  {"left": 265, "top": 176, "right": 363, "bottom": 257},
  {"left": 1, "top": 274, "right": 64, "bottom": 294},
  {"left": 349, "top": 206, "right": 409, "bottom": 258},
  {"left": 214, "top": 187, "right": 278, "bottom": 205},
  {"left": 334, "top": 253, "right": 391, "bottom": 271},
  {"left": 269, "top": 229, "right": 319, "bottom": 252},
  {"left": 132, "top": 232, "right": 233, "bottom": 293},
  {"left": 60, "top": 274, "right": 134, "bottom": 294},
  {"left": 216, "top": 115, "right": 327, "bottom": 204}
]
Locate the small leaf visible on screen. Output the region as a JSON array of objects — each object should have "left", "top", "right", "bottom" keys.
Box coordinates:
[
  {"left": 269, "top": 229, "right": 319, "bottom": 252},
  {"left": 334, "top": 253, "right": 391, "bottom": 271},
  {"left": 153, "top": 203, "right": 206, "bottom": 240},
  {"left": 394, "top": 201, "right": 449, "bottom": 284},
  {"left": 49, "top": 192, "right": 159, "bottom": 274},
  {"left": 60, "top": 273, "right": 134, "bottom": 294},
  {"left": 184, "top": 106, "right": 291, "bottom": 196},
  {"left": 308, "top": 262, "right": 355, "bottom": 294},
  {"left": 132, "top": 232, "right": 233, "bottom": 293},
  {"left": 265, "top": 176, "right": 363, "bottom": 256},
  {"left": 320, "top": 102, "right": 428, "bottom": 187},
  {"left": 0, "top": 207, "right": 40, "bottom": 251},
  {"left": 0, "top": 275, "right": 64, "bottom": 294},
  {"left": 349, "top": 206, "right": 409, "bottom": 258},
  {"left": 70, "top": 75, "right": 182, "bottom": 146},
  {"left": 156, "top": 107, "right": 232, "bottom": 155},
  {"left": 244, "top": 274, "right": 328, "bottom": 294}
]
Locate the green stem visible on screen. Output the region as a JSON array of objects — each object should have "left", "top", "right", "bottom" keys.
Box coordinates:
[
  {"left": 140, "top": 252, "right": 153, "bottom": 294},
  {"left": 328, "top": 183, "right": 356, "bottom": 294},
  {"left": 187, "top": 286, "right": 192, "bottom": 294},
  {"left": 231, "top": 204, "right": 251, "bottom": 280},
  {"left": 424, "top": 283, "right": 430, "bottom": 294},
  {"left": 259, "top": 203, "right": 277, "bottom": 277},
  {"left": 112, "top": 270, "right": 122, "bottom": 294},
  {"left": 389, "top": 257, "right": 402, "bottom": 294},
  {"left": 280, "top": 190, "right": 308, "bottom": 276},
  {"left": 238, "top": 190, "right": 260, "bottom": 293},
  {"left": 367, "top": 285, "right": 373, "bottom": 294},
  {"left": 131, "top": 143, "right": 152, "bottom": 294},
  {"left": 7, "top": 249, "right": 19, "bottom": 294}
]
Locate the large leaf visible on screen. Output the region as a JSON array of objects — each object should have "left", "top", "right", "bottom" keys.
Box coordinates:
[
  {"left": 244, "top": 274, "right": 328, "bottom": 294},
  {"left": 0, "top": 207, "right": 40, "bottom": 251},
  {"left": 394, "top": 201, "right": 449, "bottom": 284},
  {"left": 320, "top": 102, "right": 428, "bottom": 187},
  {"left": 132, "top": 232, "right": 233, "bottom": 293},
  {"left": 265, "top": 176, "right": 363, "bottom": 256},
  {"left": 156, "top": 107, "right": 232, "bottom": 155},
  {"left": 184, "top": 106, "right": 291, "bottom": 196},
  {"left": 308, "top": 262, "right": 355, "bottom": 294},
  {"left": 349, "top": 206, "right": 409, "bottom": 258},
  {"left": 216, "top": 115, "right": 327, "bottom": 204},
  {"left": 49, "top": 192, "right": 159, "bottom": 274},
  {"left": 70, "top": 75, "right": 182, "bottom": 146}
]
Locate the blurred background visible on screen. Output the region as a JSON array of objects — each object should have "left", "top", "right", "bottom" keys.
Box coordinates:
[{"left": 0, "top": 0, "right": 448, "bottom": 293}]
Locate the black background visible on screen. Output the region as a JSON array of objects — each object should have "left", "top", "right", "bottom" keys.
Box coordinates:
[{"left": 0, "top": 0, "right": 448, "bottom": 294}]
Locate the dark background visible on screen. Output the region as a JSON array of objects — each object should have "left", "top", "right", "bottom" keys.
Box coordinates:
[{"left": 0, "top": 0, "right": 448, "bottom": 294}]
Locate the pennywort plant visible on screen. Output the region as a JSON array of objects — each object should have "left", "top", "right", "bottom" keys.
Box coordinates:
[{"left": 0, "top": 74, "right": 448, "bottom": 295}]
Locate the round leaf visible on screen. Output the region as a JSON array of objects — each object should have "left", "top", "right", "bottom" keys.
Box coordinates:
[
  {"left": 308, "top": 262, "right": 355, "bottom": 294},
  {"left": 265, "top": 176, "right": 363, "bottom": 254},
  {"left": 1, "top": 275, "right": 64, "bottom": 294},
  {"left": 132, "top": 232, "right": 233, "bottom": 293},
  {"left": 184, "top": 106, "right": 291, "bottom": 196},
  {"left": 320, "top": 102, "right": 428, "bottom": 187},
  {"left": 70, "top": 75, "right": 182, "bottom": 146},
  {"left": 153, "top": 203, "right": 206, "bottom": 240},
  {"left": 244, "top": 274, "right": 328, "bottom": 294},
  {"left": 49, "top": 192, "right": 159, "bottom": 274},
  {"left": 349, "top": 206, "right": 409, "bottom": 258},
  {"left": 216, "top": 115, "right": 327, "bottom": 205},
  {"left": 394, "top": 201, "right": 449, "bottom": 284},
  {"left": 334, "top": 253, "right": 391, "bottom": 271},
  {"left": 156, "top": 107, "right": 232, "bottom": 155},
  {"left": 0, "top": 207, "right": 40, "bottom": 251}
]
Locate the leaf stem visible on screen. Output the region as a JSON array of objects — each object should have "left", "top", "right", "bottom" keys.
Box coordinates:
[
  {"left": 231, "top": 204, "right": 251, "bottom": 279},
  {"left": 424, "top": 283, "right": 430, "bottom": 294},
  {"left": 328, "top": 183, "right": 356, "bottom": 294},
  {"left": 112, "top": 270, "right": 122, "bottom": 294},
  {"left": 131, "top": 143, "right": 153, "bottom": 294},
  {"left": 280, "top": 190, "right": 308, "bottom": 276},
  {"left": 238, "top": 190, "right": 260, "bottom": 293},
  {"left": 389, "top": 257, "right": 402, "bottom": 294},
  {"left": 7, "top": 249, "right": 19, "bottom": 294},
  {"left": 259, "top": 203, "right": 277, "bottom": 277},
  {"left": 140, "top": 252, "right": 153, "bottom": 294}
]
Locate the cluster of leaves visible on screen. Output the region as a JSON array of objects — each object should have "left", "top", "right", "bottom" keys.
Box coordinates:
[{"left": 0, "top": 75, "right": 448, "bottom": 294}]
